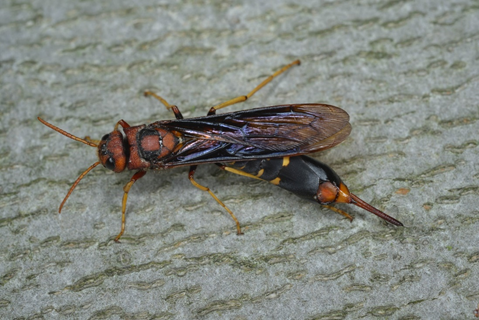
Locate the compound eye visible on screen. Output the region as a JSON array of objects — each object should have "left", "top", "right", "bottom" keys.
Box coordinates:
[
  {"left": 101, "top": 134, "right": 110, "bottom": 141},
  {"left": 105, "top": 157, "right": 115, "bottom": 171}
]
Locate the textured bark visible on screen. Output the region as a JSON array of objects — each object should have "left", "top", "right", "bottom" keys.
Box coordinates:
[{"left": 1, "top": 1, "right": 478, "bottom": 319}]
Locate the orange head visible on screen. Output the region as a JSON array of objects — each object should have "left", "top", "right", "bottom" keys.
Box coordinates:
[
  {"left": 97, "top": 132, "right": 127, "bottom": 173},
  {"left": 38, "top": 117, "right": 127, "bottom": 212}
]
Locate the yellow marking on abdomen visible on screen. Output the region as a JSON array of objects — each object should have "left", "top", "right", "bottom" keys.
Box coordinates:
[
  {"left": 256, "top": 169, "right": 264, "bottom": 177},
  {"left": 269, "top": 177, "right": 281, "bottom": 185}
]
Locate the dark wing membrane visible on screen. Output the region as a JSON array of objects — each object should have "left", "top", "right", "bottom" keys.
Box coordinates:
[
  {"left": 221, "top": 104, "right": 351, "bottom": 153},
  {"left": 151, "top": 104, "right": 351, "bottom": 166}
]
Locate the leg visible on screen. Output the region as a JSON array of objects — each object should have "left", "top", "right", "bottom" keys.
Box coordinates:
[
  {"left": 114, "top": 170, "right": 147, "bottom": 242},
  {"left": 86, "top": 120, "right": 131, "bottom": 144},
  {"left": 188, "top": 165, "right": 243, "bottom": 235},
  {"left": 115, "top": 119, "right": 131, "bottom": 130},
  {"left": 322, "top": 204, "right": 354, "bottom": 222},
  {"left": 208, "top": 59, "right": 301, "bottom": 115},
  {"left": 144, "top": 91, "right": 184, "bottom": 119},
  {"left": 216, "top": 164, "right": 263, "bottom": 181}
]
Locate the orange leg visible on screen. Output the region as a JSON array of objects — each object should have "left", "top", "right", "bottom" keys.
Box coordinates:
[
  {"left": 144, "top": 91, "right": 184, "bottom": 119},
  {"left": 114, "top": 170, "right": 147, "bottom": 242},
  {"left": 208, "top": 60, "right": 300, "bottom": 115},
  {"left": 115, "top": 119, "right": 131, "bottom": 130},
  {"left": 322, "top": 204, "right": 354, "bottom": 222},
  {"left": 188, "top": 165, "right": 243, "bottom": 235},
  {"left": 144, "top": 60, "right": 300, "bottom": 118}
]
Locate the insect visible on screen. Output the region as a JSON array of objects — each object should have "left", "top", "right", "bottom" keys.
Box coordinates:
[{"left": 39, "top": 60, "right": 403, "bottom": 242}]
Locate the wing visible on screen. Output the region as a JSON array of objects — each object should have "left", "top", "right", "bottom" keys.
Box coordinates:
[{"left": 150, "top": 104, "right": 351, "bottom": 167}]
